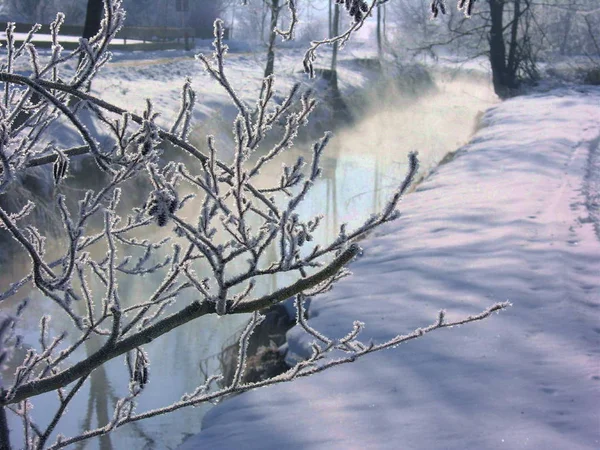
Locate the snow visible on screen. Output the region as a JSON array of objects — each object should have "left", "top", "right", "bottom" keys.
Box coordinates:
[{"left": 179, "top": 87, "right": 600, "bottom": 449}]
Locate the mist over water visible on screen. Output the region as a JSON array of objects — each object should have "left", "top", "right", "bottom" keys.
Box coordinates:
[
  {"left": 0, "top": 68, "right": 497, "bottom": 449},
  {"left": 261, "top": 68, "right": 498, "bottom": 239}
]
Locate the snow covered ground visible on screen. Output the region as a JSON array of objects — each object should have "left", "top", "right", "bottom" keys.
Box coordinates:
[{"left": 180, "top": 86, "right": 600, "bottom": 449}]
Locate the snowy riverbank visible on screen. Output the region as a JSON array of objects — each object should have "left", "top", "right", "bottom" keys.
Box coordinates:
[{"left": 179, "top": 86, "right": 600, "bottom": 450}]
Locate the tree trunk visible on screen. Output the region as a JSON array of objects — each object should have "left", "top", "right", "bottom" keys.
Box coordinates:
[
  {"left": 382, "top": 3, "right": 387, "bottom": 42},
  {"left": 83, "top": 0, "right": 104, "bottom": 40},
  {"left": 488, "top": 0, "right": 510, "bottom": 97},
  {"left": 328, "top": 0, "right": 332, "bottom": 38},
  {"left": 262, "top": 1, "right": 268, "bottom": 43},
  {"left": 326, "top": 3, "right": 351, "bottom": 124},
  {"left": 377, "top": 4, "right": 383, "bottom": 60},
  {"left": 0, "top": 405, "right": 11, "bottom": 450},
  {"left": 506, "top": 0, "right": 520, "bottom": 78},
  {"left": 559, "top": 10, "right": 575, "bottom": 55},
  {"left": 264, "top": 0, "right": 280, "bottom": 79},
  {"left": 331, "top": 3, "right": 340, "bottom": 73},
  {"left": 230, "top": 3, "right": 236, "bottom": 40}
]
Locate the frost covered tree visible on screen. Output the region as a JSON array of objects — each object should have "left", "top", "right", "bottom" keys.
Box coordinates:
[
  {"left": 390, "top": 0, "right": 544, "bottom": 96},
  {"left": 0, "top": 1, "right": 507, "bottom": 448}
]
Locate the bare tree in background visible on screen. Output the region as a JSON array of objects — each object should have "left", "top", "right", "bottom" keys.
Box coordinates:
[
  {"left": 486, "top": 0, "right": 538, "bottom": 97},
  {"left": 388, "top": 0, "right": 599, "bottom": 94},
  {"left": 264, "top": 0, "right": 283, "bottom": 78},
  {"left": 389, "top": 0, "right": 438, "bottom": 51},
  {"left": 533, "top": 0, "right": 600, "bottom": 57},
  {"left": 0, "top": 1, "right": 509, "bottom": 448},
  {"left": 227, "top": 0, "right": 266, "bottom": 43},
  {"left": 386, "top": 0, "right": 543, "bottom": 96}
]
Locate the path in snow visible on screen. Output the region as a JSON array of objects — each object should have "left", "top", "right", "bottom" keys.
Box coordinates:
[{"left": 584, "top": 131, "right": 600, "bottom": 242}]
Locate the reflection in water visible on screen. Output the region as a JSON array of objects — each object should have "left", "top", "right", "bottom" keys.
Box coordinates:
[
  {"left": 78, "top": 337, "right": 114, "bottom": 450},
  {"left": 373, "top": 154, "right": 382, "bottom": 213},
  {"left": 72, "top": 299, "right": 156, "bottom": 450},
  {"left": 0, "top": 70, "right": 496, "bottom": 449}
]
